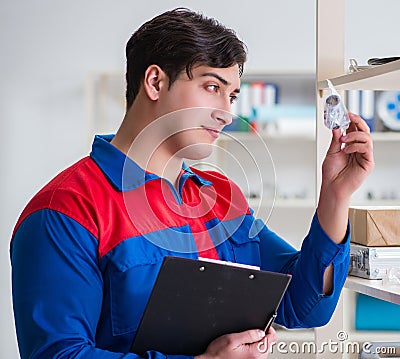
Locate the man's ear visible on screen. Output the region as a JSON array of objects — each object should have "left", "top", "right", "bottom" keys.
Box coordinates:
[{"left": 143, "top": 65, "right": 167, "bottom": 101}]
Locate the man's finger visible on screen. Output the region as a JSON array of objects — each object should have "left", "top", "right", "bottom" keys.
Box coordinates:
[
  {"left": 265, "top": 326, "right": 278, "bottom": 345},
  {"left": 326, "top": 128, "right": 342, "bottom": 154},
  {"left": 227, "top": 329, "right": 266, "bottom": 347},
  {"left": 348, "top": 112, "right": 371, "bottom": 133}
]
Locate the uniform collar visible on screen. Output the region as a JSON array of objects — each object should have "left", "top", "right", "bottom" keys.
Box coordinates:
[{"left": 90, "top": 134, "right": 212, "bottom": 192}]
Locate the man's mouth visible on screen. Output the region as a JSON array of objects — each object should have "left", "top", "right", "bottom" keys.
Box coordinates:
[{"left": 202, "top": 126, "right": 221, "bottom": 139}]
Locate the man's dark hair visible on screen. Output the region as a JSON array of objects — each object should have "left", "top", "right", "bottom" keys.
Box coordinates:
[{"left": 125, "top": 7, "right": 247, "bottom": 108}]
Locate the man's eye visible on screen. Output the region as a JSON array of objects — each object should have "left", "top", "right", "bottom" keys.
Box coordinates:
[
  {"left": 206, "top": 84, "right": 219, "bottom": 92},
  {"left": 230, "top": 96, "right": 238, "bottom": 104}
]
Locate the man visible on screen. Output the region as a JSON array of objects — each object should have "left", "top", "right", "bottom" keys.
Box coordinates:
[{"left": 10, "top": 7, "right": 374, "bottom": 359}]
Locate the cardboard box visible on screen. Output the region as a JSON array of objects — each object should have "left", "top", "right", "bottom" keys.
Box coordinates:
[{"left": 349, "top": 206, "right": 400, "bottom": 246}]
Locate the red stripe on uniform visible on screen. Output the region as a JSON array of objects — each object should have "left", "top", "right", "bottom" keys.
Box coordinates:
[{"left": 13, "top": 158, "right": 250, "bottom": 259}]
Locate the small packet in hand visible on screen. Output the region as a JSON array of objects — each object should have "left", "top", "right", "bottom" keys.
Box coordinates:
[{"left": 324, "top": 80, "right": 350, "bottom": 132}]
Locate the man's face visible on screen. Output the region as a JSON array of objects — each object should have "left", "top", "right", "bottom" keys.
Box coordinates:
[{"left": 155, "top": 64, "right": 241, "bottom": 160}]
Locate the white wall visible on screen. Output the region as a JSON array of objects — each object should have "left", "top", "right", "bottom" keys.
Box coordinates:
[{"left": 0, "top": 0, "right": 398, "bottom": 357}]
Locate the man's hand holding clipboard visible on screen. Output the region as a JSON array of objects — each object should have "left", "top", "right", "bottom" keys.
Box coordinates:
[{"left": 196, "top": 326, "right": 278, "bottom": 359}]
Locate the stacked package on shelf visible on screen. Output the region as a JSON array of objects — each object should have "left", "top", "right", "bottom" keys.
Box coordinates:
[
  {"left": 228, "top": 79, "right": 316, "bottom": 135},
  {"left": 247, "top": 81, "right": 278, "bottom": 132},
  {"left": 250, "top": 82, "right": 315, "bottom": 136},
  {"left": 348, "top": 206, "right": 400, "bottom": 279},
  {"left": 348, "top": 206, "right": 400, "bottom": 331}
]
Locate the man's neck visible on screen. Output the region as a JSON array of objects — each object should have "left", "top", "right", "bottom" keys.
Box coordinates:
[{"left": 111, "top": 108, "right": 183, "bottom": 190}]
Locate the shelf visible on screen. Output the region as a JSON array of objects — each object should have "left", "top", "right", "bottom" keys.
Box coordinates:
[
  {"left": 250, "top": 198, "right": 399, "bottom": 210},
  {"left": 275, "top": 328, "right": 400, "bottom": 344},
  {"left": 345, "top": 276, "right": 400, "bottom": 305},
  {"left": 317, "top": 59, "right": 400, "bottom": 91},
  {"left": 242, "top": 71, "right": 315, "bottom": 81},
  {"left": 248, "top": 198, "right": 315, "bottom": 209},
  {"left": 350, "top": 200, "right": 400, "bottom": 207},
  {"left": 244, "top": 70, "right": 315, "bottom": 76},
  {"left": 274, "top": 327, "right": 315, "bottom": 341},
  {"left": 371, "top": 132, "right": 400, "bottom": 142},
  {"left": 217, "top": 131, "right": 400, "bottom": 144},
  {"left": 347, "top": 330, "right": 400, "bottom": 343},
  {"left": 220, "top": 131, "right": 400, "bottom": 143},
  {"left": 217, "top": 130, "right": 399, "bottom": 144},
  {"left": 218, "top": 131, "right": 315, "bottom": 142}
]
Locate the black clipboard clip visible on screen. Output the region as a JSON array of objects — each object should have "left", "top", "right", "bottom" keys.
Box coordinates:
[{"left": 264, "top": 312, "right": 277, "bottom": 333}]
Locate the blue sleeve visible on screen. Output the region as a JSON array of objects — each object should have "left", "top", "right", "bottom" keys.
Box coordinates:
[
  {"left": 258, "top": 212, "right": 350, "bottom": 328},
  {"left": 10, "top": 209, "right": 191, "bottom": 359}
]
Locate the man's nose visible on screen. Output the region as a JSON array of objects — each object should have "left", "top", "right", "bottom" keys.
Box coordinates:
[{"left": 211, "top": 109, "right": 233, "bottom": 126}]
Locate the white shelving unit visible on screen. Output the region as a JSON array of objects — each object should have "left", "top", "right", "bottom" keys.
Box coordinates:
[
  {"left": 345, "top": 277, "right": 400, "bottom": 305},
  {"left": 371, "top": 132, "right": 400, "bottom": 142},
  {"left": 315, "top": 1, "right": 400, "bottom": 358},
  {"left": 317, "top": 59, "right": 400, "bottom": 91}
]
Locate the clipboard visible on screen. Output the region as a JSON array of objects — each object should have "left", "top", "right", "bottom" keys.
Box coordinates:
[{"left": 130, "top": 256, "right": 291, "bottom": 356}]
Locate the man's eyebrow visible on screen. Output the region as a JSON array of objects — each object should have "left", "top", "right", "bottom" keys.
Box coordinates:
[{"left": 201, "top": 72, "right": 240, "bottom": 93}]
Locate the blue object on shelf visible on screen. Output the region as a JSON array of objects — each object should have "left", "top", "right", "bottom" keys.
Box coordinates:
[
  {"left": 377, "top": 91, "right": 400, "bottom": 130},
  {"left": 355, "top": 293, "right": 400, "bottom": 331}
]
